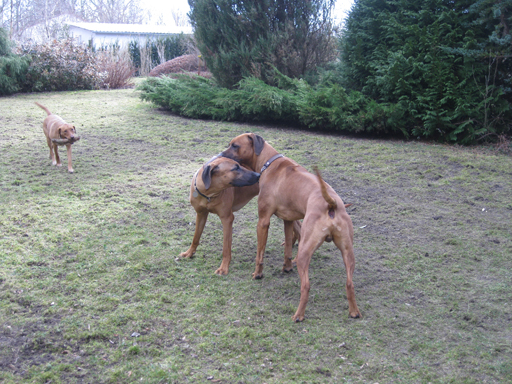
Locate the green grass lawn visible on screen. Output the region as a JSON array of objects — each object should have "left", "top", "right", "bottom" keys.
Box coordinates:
[{"left": 0, "top": 87, "right": 511, "bottom": 383}]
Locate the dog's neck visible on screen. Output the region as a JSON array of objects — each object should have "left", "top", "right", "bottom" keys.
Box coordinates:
[
  {"left": 194, "top": 170, "right": 221, "bottom": 202},
  {"left": 252, "top": 143, "right": 280, "bottom": 173}
]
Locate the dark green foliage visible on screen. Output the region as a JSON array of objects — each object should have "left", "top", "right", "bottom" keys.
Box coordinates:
[
  {"left": 129, "top": 35, "right": 188, "bottom": 75},
  {"left": 188, "top": 0, "right": 337, "bottom": 88},
  {"left": 138, "top": 75, "right": 228, "bottom": 119},
  {"left": 297, "top": 84, "right": 402, "bottom": 134},
  {"left": 0, "top": 28, "right": 30, "bottom": 95},
  {"left": 339, "top": 0, "right": 512, "bottom": 143},
  {"left": 0, "top": 28, "right": 10, "bottom": 56},
  {"left": 139, "top": 73, "right": 401, "bottom": 134},
  {"left": 138, "top": 75, "right": 301, "bottom": 123},
  {"left": 142, "top": 1, "right": 512, "bottom": 144}
]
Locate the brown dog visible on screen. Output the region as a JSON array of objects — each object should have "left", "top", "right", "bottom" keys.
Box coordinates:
[
  {"left": 221, "top": 133, "right": 361, "bottom": 322},
  {"left": 35, "top": 102, "right": 79, "bottom": 173},
  {"left": 180, "top": 156, "right": 260, "bottom": 275}
]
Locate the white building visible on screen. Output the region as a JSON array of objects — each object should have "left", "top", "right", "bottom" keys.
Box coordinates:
[{"left": 66, "top": 22, "right": 193, "bottom": 48}]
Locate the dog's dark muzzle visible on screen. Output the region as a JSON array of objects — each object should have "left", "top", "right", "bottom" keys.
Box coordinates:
[{"left": 230, "top": 171, "right": 260, "bottom": 187}]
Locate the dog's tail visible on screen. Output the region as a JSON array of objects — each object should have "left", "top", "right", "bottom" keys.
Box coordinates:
[
  {"left": 35, "top": 102, "right": 52, "bottom": 115},
  {"left": 313, "top": 166, "right": 337, "bottom": 211}
]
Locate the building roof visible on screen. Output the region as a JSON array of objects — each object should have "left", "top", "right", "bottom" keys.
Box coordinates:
[{"left": 66, "top": 22, "right": 193, "bottom": 35}]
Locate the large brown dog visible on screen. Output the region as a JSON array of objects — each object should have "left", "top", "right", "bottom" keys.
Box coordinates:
[
  {"left": 180, "top": 157, "right": 260, "bottom": 275},
  {"left": 35, "top": 102, "right": 79, "bottom": 173},
  {"left": 221, "top": 133, "right": 361, "bottom": 322}
]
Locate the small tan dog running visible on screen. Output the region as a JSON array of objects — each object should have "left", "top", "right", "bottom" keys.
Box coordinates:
[
  {"left": 35, "top": 102, "right": 80, "bottom": 173},
  {"left": 221, "top": 133, "right": 361, "bottom": 322},
  {"left": 180, "top": 156, "right": 260, "bottom": 275}
]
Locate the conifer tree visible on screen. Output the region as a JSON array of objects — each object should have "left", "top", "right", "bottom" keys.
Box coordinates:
[
  {"left": 188, "top": 0, "right": 336, "bottom": 88},
  {"left": 0, "top": 28, "right": 30, "bottom": 95},
  {"left": 339, "top": 0, "right": 511, "bottom": 142}
]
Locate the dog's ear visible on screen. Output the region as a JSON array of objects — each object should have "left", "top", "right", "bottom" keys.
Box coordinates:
[
  {"left": 73, "top": 125, "right": 76, "bottom": 133},
  {"left": 58, "top": 128, "right": 62, "bottom": 138},
  {"left": 251, "top": 134, "right": 265, "bottom": 155},
  {"left": 202, "top": 165, "right": 212, "bottom": 190}
]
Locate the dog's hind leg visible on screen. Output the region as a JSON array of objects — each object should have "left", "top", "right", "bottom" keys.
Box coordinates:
[
  {"left": 292, "top": 232, "right": 324, "bottom": 322},
  {"left": 282, "top": 220, "right": 294, "bottom": 272},
  {"left": 180, "top": 210, "right": 209, "bottom": 258},
  {"left": 332, "top": 230, "right": 361, "bottom": 319}
]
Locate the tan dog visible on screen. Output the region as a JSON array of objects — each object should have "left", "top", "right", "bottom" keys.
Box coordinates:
[
  {"left": 221, "top": 133, "right": 361, "bottom": 322},
  {"left": 35, "top": 102, "right": 79, "bottom": 173},
  {"left": 180, "top": 156, "right": 260, "bottom": 275}
]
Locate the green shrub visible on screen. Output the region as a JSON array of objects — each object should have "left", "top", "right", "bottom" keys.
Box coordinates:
[
  {"left": 189, "top": 0, "right": 337, "bottom": 88},
  {"left": 138, "top": 72, "right": 401, "bottom": 134},
  {"left": 298, "top": 84, "right": 403, "bottom": 134},
  {"left": 338, "top": 0, "right": 512, "bottom": 143},
  {"left": 139, "top": 73, "right": 302, "bottom": 123},
  {"left": 139, "top": 75, "right": 227, "bottom": 119},
  {"left": 0, "top": 28, "right": 30, "bottom": 95}
]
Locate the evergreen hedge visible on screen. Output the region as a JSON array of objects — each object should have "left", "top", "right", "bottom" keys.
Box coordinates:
[
  {"left": 138, "top": 72, "right": 402, "bottom": 135},
  {"left": 0, "top": 28, "right": 30, "bottom": 95},
  {"left": 139, "top": 1, "right": 512, "bottom": 144},
  {"left": 339, "top": 0, "right": 512, "bottom": 143}
]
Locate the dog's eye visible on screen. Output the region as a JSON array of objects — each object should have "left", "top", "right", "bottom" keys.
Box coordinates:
[
  {"left": 232, "top": 165, "right": 240, "bottom": 171},
  {"left": 231, "top": 144, "right": 239, "bottom": 150}
]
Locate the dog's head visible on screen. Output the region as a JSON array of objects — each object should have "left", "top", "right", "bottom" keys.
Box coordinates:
[
  {"left": 220, "top": 133, "right": 265, "bottom": 170},
  {"left": 201, "top": 157, "right": 260, "bottom": 191},
  {"left": 58, "top": 124, "right": 77, "bottom": 141}
]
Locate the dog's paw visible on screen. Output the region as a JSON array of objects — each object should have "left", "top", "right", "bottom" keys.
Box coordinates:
[
  {"left": 292, "top": 314, "right": 304, "bottom": 322},
  {"left": 214, "top": 267, "right": 228, "bottom": 276},
  {"left": 179, "top": 250, "right": 195, "bottom": 258},
  {"left": 68, "top": 169, "right": 74, "bottom": 173},
  {"left": 252, "top": 272, "right": 264, "bottom": 280},
  {"left": 349, "top": 311, "right": 361, "bottom": 319}
]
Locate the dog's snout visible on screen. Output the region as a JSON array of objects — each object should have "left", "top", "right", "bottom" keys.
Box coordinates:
[{"left": 230, "top": 170, "right": 260, "bottom": 187}]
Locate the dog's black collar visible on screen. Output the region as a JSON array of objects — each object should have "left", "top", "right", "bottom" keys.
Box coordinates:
[
  {"left": 193, "top": 171, "right": 212, "bottom": 203},
  {"left": 260, "top": 154, "right": 284, "bottom": 173},
  {"left": 191, "top": 154, "right": 222, "bottom": 203}
]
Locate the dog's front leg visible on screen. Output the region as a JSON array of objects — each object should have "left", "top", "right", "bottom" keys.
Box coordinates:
[
  {"left": 53, "top": 144, "right": 61, "bottom": 167},
  {"left": 46, "top": 137, "right": 55, "bottom": 162},
  {"left": 282, "top": 220, "right": 294, "bottom": 272},
  {"left": 66, "top": 144, "right": 74, "bottom": 173},
  {"left": 215, "top": 212, "right": 235, "bottom": 275},
  {"left": 253, "top": 215, "right": 271, "bottom": 279},
  {"left": 180, "top": 210, "right": 209, "bottom": 258}
]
